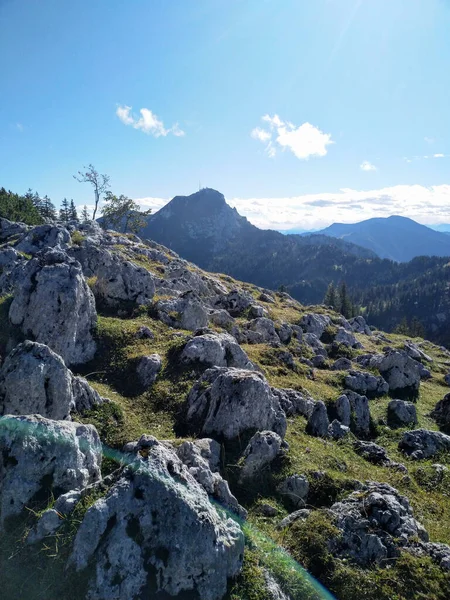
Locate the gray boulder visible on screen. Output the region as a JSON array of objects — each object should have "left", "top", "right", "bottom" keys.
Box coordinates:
[
  {"left": 156, "top": 291, "right": 209, "bottom": 331},
  {"left": 306, "top": 401, "right": 330, "bottom": 437},
  {"left": 271, "top": 388, "right": 315, "bottom": 418},
  {"left": 344, "top": 391, "right": 371, "bottom": 437},
  {"left": 0, "top": 415, "right": 101, "bottom": 528},
  {"left": 216, "top": 288, "right": 254, "bottom": 316},
  {"left": 445, "top": 374, "right": 450, "bottom": 386},
  {"left": 136, "top": 354, "right": 162, "bottom": 388},
  {"left": 248, "top": 304, "right": 267, "bottom": 319},
  {"left": 387, "top": 399, "right": 418, "bottom": 428},
  {"left": 431, "top": 393, "right": 450, "bottom": 432},
  {"left": 185, "top": 367, "right": 287, "bottom": 441},
  {"left": 332, "top": 357, "right": 353, "bottom": 371},
  {"left": 303, "top": 333, "right": 327, "bottom": 357},
  {"left": 275, "top": 322, "right": 293, "bottom": 344},
  {"left": 277, "top": 474, "right": 309, "bottom": 508},
  {"left": 335, "top": 327, "right": 362, "bottom": 348},
  {"left": 330, "top": 482, "right": 428, "bottom": 566},
  {"left": 353, "top": 441, "right": 405, "bottom": 470},
  {"left": 68, "top": 440, "right": 244, "bottom": 600},
  {"left": 0, "top": 341, "right": 104, "bottom": 419},
  {"left": 299, "top": 313, "right": 332, "bottom": 338},
  {"left": 348, "top": 316, "right": 372, "bottom": 335},
  {"left": 328, "top": 419, "right": 350, "bottom": 440},
  {"left": 0, "top": 217, "right": 29, "bottom": 242},
  {"left": 372, "top": 350, "right": 421, "bottom": 398},
  {"left": 399, "top": 428, "right": 450, "bottom": 459},
  {"left": 181, "top": 333, "right": 255, "bottom": 370},
  {"left": 311, "top": 354, "right": 327, "bottom": 368},
  {"left": 344, "top": 370, "right": 389, "bottom": 398},
  {"left": 16, "top": 224, "right": 70, "bottom": 255},
  {"left": 404, "top": 342, "right": 432, "bottom": 363},
  {"left": 242, "top": 317, "right": 280, "bottom": 344},
  {"left": 9, "top": 250, "right": 96, "bottom": 366},
  {"left": 239, "top": 431, "right": 286, "bottom": 483}
]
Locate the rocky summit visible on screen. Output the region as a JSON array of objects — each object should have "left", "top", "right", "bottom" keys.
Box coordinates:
[{"left": 1, "top": 216, "right": 450, "bottom": 600}]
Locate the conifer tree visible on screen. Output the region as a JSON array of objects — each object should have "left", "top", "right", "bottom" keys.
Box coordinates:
[
  {"left": 324, "top": 282, "right": 338, "bottom": 309},
  {"left": 81, "top": 205, "right": 90, "bottom": 222},
  {"left": 69, "top": 199, "right": 78, "bottom": 222},
  {"left": 59, "top": 198, "right": 70, "bottom": 223},
  {"left": 40, "top": 195, "right": 57, "bottom": 221}
]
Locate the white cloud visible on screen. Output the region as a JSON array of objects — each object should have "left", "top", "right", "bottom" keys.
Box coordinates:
[
  {"left": 16, "top": 123, "right": 24, "bottom": 132},
  {"left": 251, "top": 114, "right": 334, "bottom": 160},
  {"left": 116, "top": 105, "right": 185, "bottom": 137},
  {"left": 135, "top": 184, "right": 450, "bottom": 231},
  {"left": 360, "top": 160, "right": 377, "bottom": 171},
  {"left": 434, "top": 153, "right": 445, "bottom": 158}
]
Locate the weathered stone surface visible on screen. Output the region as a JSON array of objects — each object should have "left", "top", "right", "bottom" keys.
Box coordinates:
[
  {"left": 328, "top": 419, "right": 350, "bottom": 440},
  {"left": 303, "top": 333, "right": 327, "bottom": 357},
  {"left": 332, "top": 357, "right": 353, "bottom": 371},
  {"left": 135, "top": 325, "right": 154, "bottom": 339},
  {"left": 275, "top": 322, "right": 293, "bottom": 344},
  {"left": 181, "top": 333, "right": 255, "bottom": 369},
  {"left": 329, "top": 482, "right": 429, "bottom": 566},
  {"left": 430, "top": 393, "right": 450, "bottom": 432},
  {"left": 306, "top": 401, "right": 329, "bottom": 437},
  {"left": 0, "top": 248, "right": 26, "bottom": 294},
  {"left": 277, "top": 475, "right": 309, "bottom": 508},
  {"left": 0, "top": 341, "right": 104, "bottom": 420},
  {"left": 216, "top": 288, "right": 254, "bottom": 316},
  {"left": 271, "top": 388, "right": 315, "bottom": 418},
  {"left": 264, "top": 571, "right": 291, "bottom": 600},
  {"left": 8, "top": 250, "right": 96, "bottom": 366},
  {"left": 339, "top": 391, "right": 371, "bottom": 437},
  {"left": 16, "top": 224, "right": 70, "bottom": 255},
  {"left": 404, "top": 342, "right": 432, "bottom": 363},
  {"left": 185, "top": 367, "right": 287, "bottom": 440},
  {"left": 248, "top": 304, "right": 267, "bottom": 319},
  {"left": 387, "top": 399, "right": 417, "bottom": 428},
  {"left": 278, "top": 509, "right": 311, "bottom": 530},
  {"left": 371, "top": 350, "right": 421, "bottom": 398},
  {"left": 399, "top": 428, "right": 450, "bottom": 459},
  {"left": 156, "top": 291, "right": 209, "bottom": 331},
  {"left": 0, "top": 415, "right": 101, "bottom": 528},
  {"left": 241, "top": 317, "right": 280, "bottom": 344},
  {"left": 445, "top": 374, "right": 450, "bottom": 386},
  {"left": 239, "top": 431, "right": 286, "bottom": 483},
  {"left": 335, "top": 327, "right": 362, "bottom": 348},
  {"left": 0, "top": 217, "right": 29, "bottom": 242},
  {"left": 300, "top": 313, "right": 332, "bottom": 338},
  {"left": 353, "top": 441, "right": 401, "bottom": 468},
  {"left": 348, "top": 316, "right": 372, "bottom": 335},
  {"left": 344, "top": 370, "right": 389, "bottom": 398},
  {"left": 311, "top": 354, "right": 327, "bottom": 369},
  {"left": 136, "top": 354, "right": 162, "bottom": 388},
  {"left": 68, "top": 440, "right": 244, "bottom": 600}
]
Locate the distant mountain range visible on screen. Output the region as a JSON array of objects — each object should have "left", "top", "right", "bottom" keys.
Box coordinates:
[
  {"left": 309, "top": 216, "right": 450, "bottom": 262},
  {"left": 137, "top": 189, "right": 450, "bottom": 346}
]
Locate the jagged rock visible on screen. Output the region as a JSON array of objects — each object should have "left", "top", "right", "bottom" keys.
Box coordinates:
[
  {"left": 27, "top": 489, "right": 83, "bottom": 544},
  {"left": 277, "top": 350, "right": 295, "bottom": 369},
  {"left": 135, "top": 325, "right": 154, "bottom": 339},
  {"left": 353, "top": 441, "right": 405, "bottom": 471},
  {"left": 332, "top": 357, "right": 353, "bottom": 371},
  {"left": 242, "top": 317, "right": 280, "bottom": 344},
  {"left": 271, "top": 388, "right": 315, "bottom": 418},
  {"left": 8, "top": 250, "right": 96, "bottom": 366},
  {"left": 208, "top": 308, "right": 235, "bottom": 329},
  {"left": 248, "top": 304, "right": 267, "bottom": 319},
  {"left": 278, "top": 508, "right": 311, "bottom": 529},
  {"left": 156, "top": 291, "right": 209, "bottom": 331},
  {"left": 311, "top": 354, "right": 327, "bottom": 368},
  {"left": 333, "top": 394, "right": 351, "bottom": 427},
  {"left": 0, "top": 341, "right": 104, "bottom": 419},
  {"left": 0, "top": 248, "right": 26, "bottom": 294},
  {"left": 264, "top": 571, "right": 291, "bottom": 600},
  {"left": 328, "top": 419, "right": 350, "bottom": 440},
  {"left": 306, "top": 401, "right": 330, "bottom": 437},
  {"left": 404, "top": 342, "right": 432, "bottom": 363},
  {"left": 387, "top": 399, "right": 418, "bottom": 428},
  {"left": 275, "top": 322, "right": 293, "bottom": 344},
  {"left": 291, "top": 324, "right": 303, "bottom": 342},
  {"left": 329, "top": 482, "right": 429, "bottom": 566},
  {"left": 175, "top": 439, "right": 246, "bottom": 519},
  {"left": 345, "top": 391, "right": 371, "bottom": 437},
  {"left": 335, "top": 327, "right": 362, "bottom": 348},
  {"left": 259, "top": 291, "right": 276, "bottom": 304},
  {"left": 431, "top": 393, "right": 450, "bottom": 432},
  {"left": 303, "top": 333, "right": 327, "bottom": 357},
  {"left": 155, "top": 263, "right": 227, "bottom": 298},
  {"left": 277, "top": 474, "right": 309, "bottom": 508},
  {"left": 185, "top": 367, "right": 287, "bottom": 441},
  {"left": 68, "top": 440, "right": 244, "bottom": 600},
  {"left": 371, "top": 350, "right": 421, "bottom": 398},
  {"left": 348, "top": 316, "right": 372, "bottom": 335},
  {"left": 239, "top": 431, "right": 287, "bottom": 483},
  {"left": 136, "top": 354, "right": 162, "bottom": 388},
  {"left": 180, "top": 333, "right": 255, "bottom": 369},
  {"left": 256, "top": 503, "right": 278, "bottom": 517},
  {"left": 16, "top": 224, "right": 70, "bottom": 255},
  {"left": 0, "top": 415, "right": 101, "bottom": 528},
  {"left": 216, "top": 288, "right": 254, "bottom": 317},
  {"left": 0, "top": 217, "right": 29, "bottom": 242},
  {"left": 344, "top": 370, "right": 389, "bottom": 398},
  {"left": 399, "top": 428, "right": 450, "bottom": 459},
  {"left": 299, "top": 313, "right": 332, "bottom": 338}
]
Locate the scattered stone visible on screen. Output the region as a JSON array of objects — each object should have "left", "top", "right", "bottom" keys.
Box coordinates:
[
  {"left": 306, "top": 401, "right": 330, "bottom": 437},
  {"left": 348, "top": 316, "right": 372, "bottom": 335},
  {"left": 328, "top": 419, "right": 350, "bottom": 440},
  {"left": 278, "top": 508, "right": 311, "bottom": 529},
  {"left": 156, "top": 291, "right": 209, "bottom": 331},
  {"left": 239, "top": 431, "right": 287, "bottom": 483},
  {"left": 300, "top": 313, "right": 332, "bottom": 338},
  {"left": 181, "top": 333, "right": 255, "bottom": 370},
  {"left": 353, "top": 440, "right": 406, "bottom": 471},
  {"left": 399, "top": 428, "right": 450, "bottom": 459},
  {"left": 431, "top": 393, "right": 450, "bottom": 432},
  {"left": 372, "top": 350, "right": 421, "bottom": 398},
  {"left": 335, "top": 327, "right": 362, "bottom": 348},
  {"left": 344, "top": 370, "right": 389, "bottom": 398},
  {"left": 135, "top": 325, "right": 154, "bottom": 339},
  {"left": 16, "top": 224, "right": 71, "bottom": 255},
  {"left": 387, "top": 399, "right": 418, "bottom": 428},
  {"left": 332, "top": 357, "right": 353, "bottom": 371},
  {"left": 303, "top": 333, "right": 327, "bottom": 357},
  {"left": 277, "top": 474, "right": 309, "bottom": 509},
  {"left": 271, "top": 388, "right": 315, "bottom": 418},
  {"left": 311, "top": 354, "right": 327, "bottom": 368},
  {"left": 248, "top": 304, "right": 267, "bottom": 319},
  {"left": 136, "top": 354, "right": 162, "bottom": 388}
]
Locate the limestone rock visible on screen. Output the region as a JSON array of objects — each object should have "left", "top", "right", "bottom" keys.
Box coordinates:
[
  {"left": 335, "top": 327, "right": 362, "bottom": 348},
  {"left": 299, "top": 313, "right": 332, "bottom": 338},
  {"left": 303, "top": 333, "right": 328, "bottom": 357},
  {"left": 387, "top": 399, "right": 418, "bottom": 429},
  {"left": 348, "top": 316, "right": 372, "bottom": 335},
  {"left": 372, "top": 350, "right": 421, "bottom": 398},
  {"left": 181, "top": 333, "right": 255, "bottom": 370},
  {"left": 332, "top": 357, "right": 353, "bottom": 371},
  {"left": 431, "top": 393, "right": 450, "bottom": 432},
  {"left": 8, "top": 250, "right": 96, "bottom": 366},
  {"left": 328, "top": 419, "right": 350, "bottom": 440},
  {"left": 0, "top": 415, "right": 101, "bottom": 528},
  {"left": 271, "top": 388, "right": 315, "bottom": 418},
  {"left": 277, "top": 475, "right": 309, "bottom": 509},
  {"left": 16, "top": 224, "right": 70, "bottom": 255},
  {"left": 68, "top": 441, "right": 244, "bottom": 600},
  {"left": 185, "top": 367, "right": 287, "bottom": 441},
  {"left": 399, "top": 428, "right": 450, "bottom": 459},
  {"left": 305, "top": 401, "right": 330, "bottom": 437},
  {"left": 156, "top": 291, "right": 209, "bottom": 331},
  {"left": 344, "top": 370, "right": 389, "bottom": 398},
  {"left": 136, "top": 354, "right": 162, "bottom": 388},
  {"left": 239, "top": 431, "right": 286, "bottom": 483}
]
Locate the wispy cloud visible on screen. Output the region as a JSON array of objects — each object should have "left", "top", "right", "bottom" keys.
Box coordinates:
[
  {"left": 251, "top": 114, "right": 334, "bottom": 160},
  {"left": 360, "top": 160, "right": 377, "bottom": 171},
  {"left": 434, "top": 153, "right": 445, "bottom": 158},
  {"left": 116, "top": 105, "right": 185, "bottom": 137},
  {"left": 424, "top": 137, "right": 435, "bottom": 144},
  {"left": 15, "top": 123, "right": 24, "bottom": 132},
  {"left": 135, "top": 184, "right": 450, "bottom": 231}
]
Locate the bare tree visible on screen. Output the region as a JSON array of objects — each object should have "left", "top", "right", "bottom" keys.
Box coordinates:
[{"left": 73, "top": 164, "right": 110, "bottom": 220}]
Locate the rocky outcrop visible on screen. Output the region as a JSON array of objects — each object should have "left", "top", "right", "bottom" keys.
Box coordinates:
[
  {"left": 399, "top": 428, "right": 450, "bottom": 459},
  {"left": 348, "top": 316, "right": 372, "bottom": 335},
  {"left": 0, "top": 217, "right": 29, "bottom": 242},
  {"left": 387, "top": 399, "right": 417, "bottom": 429},
  {"left": 271, "top": 388, "right": 315, "bottom": 418},
  {"left": 277, "top": 474, "right": 309, "bottom": 509},
  {"left": 430, "top": 393, "right": 450, "bottom": 432},
  {"left": 184, "top": 367, "right": 287, "bottom": 440},
  {"left": 239, "top": 431, "right": 286, "bottom": 483},
  {"left": 303, "top": 333, "right": 327, "bottom": 357},
  {"left": 181, "top": 333, "right": 255, "bottom": 369},
  {"left": 136, "top": 354, "right": 162, "bottom": 388},
  {"left": 8, "top": 250, "right": 96, "bottom": 366},
  {"left": 16, "top": 224, "right": 70, "bottom": 255},
  {"left": 215, "top": 288, "right": 254, "bottom": 317},
  {"left": 353, "top": 441, "right": 405, "bottom": 471},
  {"left": 0, "top": 415, "right": 101, "bottom": 528},
  {"left": 329, "top": 482, "right": 429, "bottom": 566},
  {"left": 239, "top": 317, "right": 281, "bottom": 345},
  {"left": 305, "top": 401, "right": 330, "bottom": 437},
  {"left": 68, "top": 440, "right": 244, "bottom": 600},
  {"left": 344, "top": 370, "right": 389, "bottom": 398},
  {"left": 156, "top": 291, "right": 209, "bottom": 331},
  {"left": 299, "top": 313, "right": 332, "bottom": 338},
  {"left": 372, "top": 350, "right": 421, "bottom": 398},
  {"left": 335, "top": 327, "right": 361, "bottom": 348},
  {"left": 0, "top": 341, "right": 104, "bottom": 419}
]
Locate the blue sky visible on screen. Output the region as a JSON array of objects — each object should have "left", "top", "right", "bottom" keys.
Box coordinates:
[{"left": 1, "top": 0, "right": 450, "bottom": 229}]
